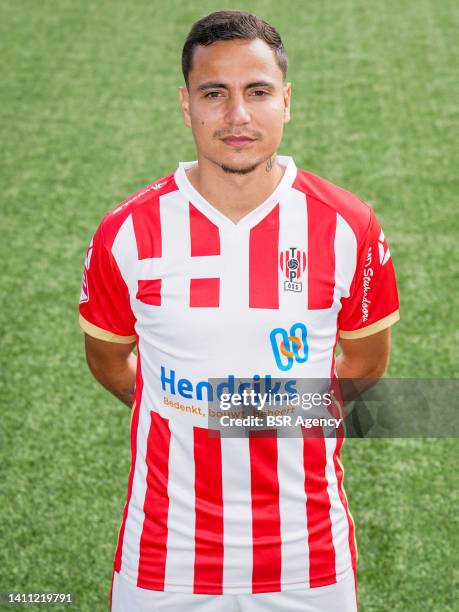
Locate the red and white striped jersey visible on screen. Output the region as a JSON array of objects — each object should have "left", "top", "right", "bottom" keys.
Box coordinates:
[{"left": 79, "top": 156, "right": 399, "bottom": 594}]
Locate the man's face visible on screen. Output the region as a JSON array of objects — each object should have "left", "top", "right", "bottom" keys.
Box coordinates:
[{"left": 179, "top": 38, "right": 291, "bottom": 175}]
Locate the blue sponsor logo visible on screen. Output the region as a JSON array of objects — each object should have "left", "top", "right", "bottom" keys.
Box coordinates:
[
  {"left": 270, "top": 323, "right": 309, "bottom": 371},
  {"left": 160, "top": 367, "right": 297, "bottom": 401}
]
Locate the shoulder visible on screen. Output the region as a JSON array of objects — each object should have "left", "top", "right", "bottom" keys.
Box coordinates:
[
  {"left": 96, "top": 173, "right": 178, "bottom": 247},
  {"left": 293, "top": 168, "right": 373, "bottom": 240}
]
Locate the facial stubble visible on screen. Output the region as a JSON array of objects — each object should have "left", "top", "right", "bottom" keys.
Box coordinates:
[{"left": 219, "top": 153, "right": 277, "bottom": 176}]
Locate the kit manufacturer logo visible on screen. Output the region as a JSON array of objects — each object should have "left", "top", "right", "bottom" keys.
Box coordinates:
[
  {"left": 79, "top": 238, "right": 93, "bottom": 304},
  {"left": 378, "top": 229, "right": 391, "bottom": 265}
]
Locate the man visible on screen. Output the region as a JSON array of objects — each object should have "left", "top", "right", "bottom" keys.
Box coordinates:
[{"left": 79, "top": 10, "right": 399, "bottom": 612}]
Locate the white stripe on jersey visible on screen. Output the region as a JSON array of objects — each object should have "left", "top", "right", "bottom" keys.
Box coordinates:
[
  {"left": 277, "top": 436, "right": 310, "bottom": 588},
  {"left": 219, "top": 227, "right": 250, "bottom": 312},
  {"left": 220, "top": 438, "right": 253, "bottom": 592},
  {"left": 112, "top": 214, "right": 138, "bottom": 295},
  {"left": 156, "top": 190, "right": 191, "bottom": 303},
  {"left": 278, "top": 187, "right": 308, "bottom": 311},
  {"left": 163, "top": 421, "right": 197, "bottom": 590},
  {"left": 333, "top": 214, "right": 357, "bottom": 303}
]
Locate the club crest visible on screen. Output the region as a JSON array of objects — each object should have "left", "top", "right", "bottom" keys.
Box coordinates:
[{"left": 279, "top": 247, "right": 307, "bottom": 292}]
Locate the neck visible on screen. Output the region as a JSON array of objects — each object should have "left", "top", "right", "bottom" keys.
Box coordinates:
[{"left": 185, "top": 153, "right": 285, "bottom": 224}]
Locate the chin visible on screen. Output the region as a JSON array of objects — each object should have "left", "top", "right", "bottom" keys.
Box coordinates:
[
  {"left": 220, "top": 162, "right": 260, "bottom": 175},
  {"left": 218, "top": 152, "right": 269, "bottom": 176}
]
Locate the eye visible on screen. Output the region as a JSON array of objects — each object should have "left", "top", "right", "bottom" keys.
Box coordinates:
[
  {"left": 204, "top": 91, "right": 223, "bottom": 98},
  {"left": 251, "top": 90, "right": 269, "bottom": 97}
]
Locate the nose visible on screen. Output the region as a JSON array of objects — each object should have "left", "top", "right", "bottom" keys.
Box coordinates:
[{"left": 224, "top": 93, "right": 251, "bottom": 125}]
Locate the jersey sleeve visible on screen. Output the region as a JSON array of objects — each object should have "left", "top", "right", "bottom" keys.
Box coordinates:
[
  {"left": 78, "top": 221, "right": 136, "bottom": 343},
  {"left": 338, "top": 207, "right": 400, "bottom": 339}
]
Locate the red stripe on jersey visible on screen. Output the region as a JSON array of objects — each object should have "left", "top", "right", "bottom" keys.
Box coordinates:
[
  {"left": 137, "top": 279, "right": 162, "bottom": 306},
  {"left": 132, "top": 197, "right": 162, "bottom": 259},
  {"left": 189, "top": 203, "right": 220, "bottom": 256},
  {"left": 302, "top": 429, "right": 336, "bottom": 587},
  {"left": 137, "top": 411, "right": 172, "bottom": 589},
  {"left": 249, "top": 205, "right": 280, "bottom": 309},
  {"left": 307, "top": 197, "right": 337, "bottom": 309},
  {"left": 193, "top": 427, "right": 224, "bottom": 594},
  {"left": 190, "top": 278, "right": 220, "bottom": 307},
  {"left": 249, "top": 433, "right": 282, "bottom": 593},
  {"left": 114, "top": 339, "right": 144, "bottom": 574}
]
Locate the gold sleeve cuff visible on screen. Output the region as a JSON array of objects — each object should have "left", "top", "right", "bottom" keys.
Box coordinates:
[
  {"left": 79, "top": 314, "right": 136, "bottom": 344},
  {"left": 339, "top": 310, "right": 400, "bottom": 340}
]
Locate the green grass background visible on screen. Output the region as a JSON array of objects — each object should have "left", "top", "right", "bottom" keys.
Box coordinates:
[{"left": 0, "top": 0, "right": 457, "bottom": 610}]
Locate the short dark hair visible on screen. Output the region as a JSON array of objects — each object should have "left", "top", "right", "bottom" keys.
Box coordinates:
[{"left": 182, "top": 10, "right": 288, "bottom": 87}]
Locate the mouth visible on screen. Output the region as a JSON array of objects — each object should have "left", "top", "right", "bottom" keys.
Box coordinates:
[{"left": 221, "top": 135, "right": 256, "bottom": 148}]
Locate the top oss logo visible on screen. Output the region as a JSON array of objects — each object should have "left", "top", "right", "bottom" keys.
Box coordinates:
[
  {"left": 280, "top": 247, "right": 307, "bottom": 292},
  {"left": 270, "top": 323, "right": 309, "bottom": 371}
]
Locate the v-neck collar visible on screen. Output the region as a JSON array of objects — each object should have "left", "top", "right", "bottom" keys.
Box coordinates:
[{"left": 174, "top": 155, "right": 298, "bottom": 231}]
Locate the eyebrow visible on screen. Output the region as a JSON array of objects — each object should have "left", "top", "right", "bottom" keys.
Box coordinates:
[{"left": 197, "top": 81, "right": 276, "bottom": 92}]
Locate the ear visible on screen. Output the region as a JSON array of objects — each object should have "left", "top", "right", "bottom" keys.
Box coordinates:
[
  {"left": 283, "top": 82, "right": 292, "bottom": 124},
  {"left": 178, "top": 86, "right": 192, "bottom": 128}
]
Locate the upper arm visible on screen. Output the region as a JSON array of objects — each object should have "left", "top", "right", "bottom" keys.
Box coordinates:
[
  {"left": 84, "top": 333, "right": 136, "bottom": 374},
  {"left": 83, "top": 333, "right": 137, "bottom": 407},
  {"left": 338, "top": 327, "right": 391, "bottom": 377}
]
